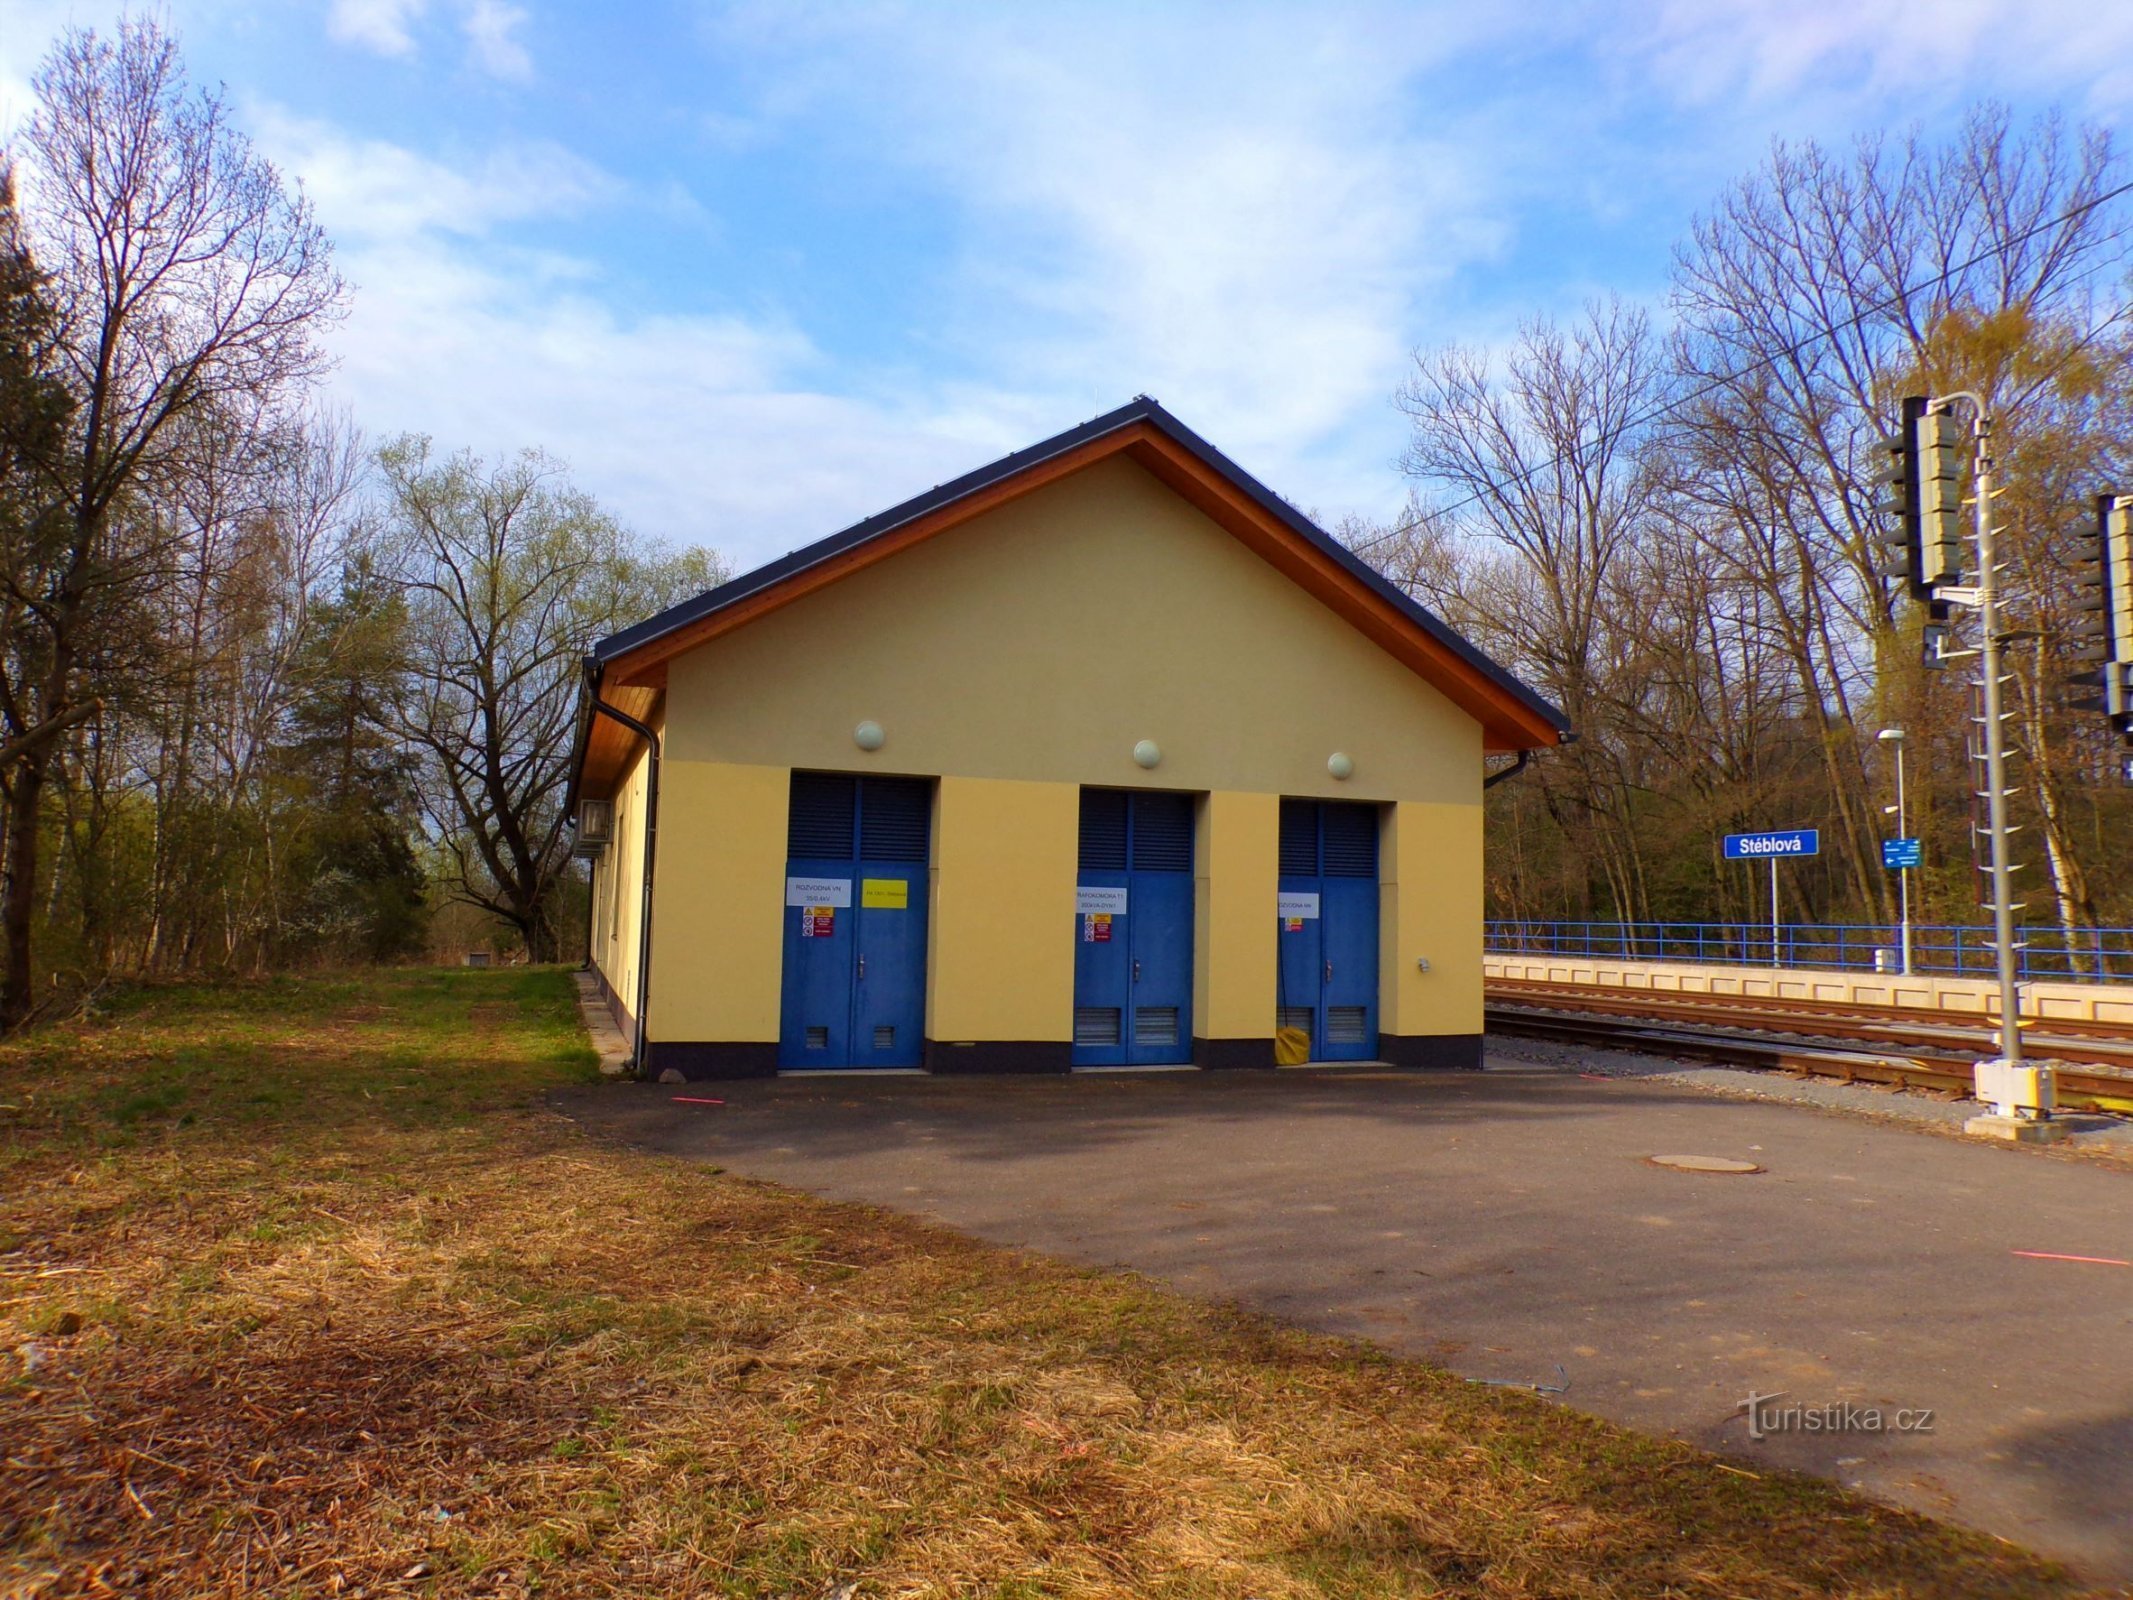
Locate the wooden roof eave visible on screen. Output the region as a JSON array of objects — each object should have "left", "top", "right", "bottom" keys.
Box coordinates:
[{"left": 594, "top": 420, "right": 1565, "bottom": 760}]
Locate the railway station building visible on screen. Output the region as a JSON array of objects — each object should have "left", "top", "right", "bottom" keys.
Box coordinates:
[{"left": 569, "top": 398, "right": 1569, "bottom": 1079}]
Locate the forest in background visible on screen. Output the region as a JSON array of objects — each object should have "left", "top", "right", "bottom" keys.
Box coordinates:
[
  {"left": 0, "top": 21, "right": 717, "bottom": 1024},
  {"left": 1369, "top": 107, "right": 2133, "bottom": 951},
  {"left": 5, "top": 18, "right": 2132, "bottom": 1026}
]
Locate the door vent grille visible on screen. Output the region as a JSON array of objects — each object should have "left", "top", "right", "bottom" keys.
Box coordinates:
[
  {"left": 1078, "top": 789, "right": 1129, "bottom": 871},
  {"left": 1133, "top": 1006, "right": 1179, "bottom": 1046},
  {"left": 805, "top": 1025, "right": 830, "bottom": 1050},
  {"left": 1321, "top": 805, "right": 1378, "bottom": 877},
  {"left": 1130, "top": 792, "right": 1193, "bottom": 872},
  {"left": 1278, "top": 1006, "right": 1314, "bottom": 1035},
  {"left": 873, "top": 1024, "right": 896, "bottom": 1051},
  {"left": 1279, "top": 799, "right": 1319, "bottom": 874},
  {"left": 789, "top": 773, "right": 857, "bottom": 858},
  {"left": 1327, "top": 1005, "right": 1368, "bottom": 1045},
  {"left": 1074, "top": 1007, "right": 1122, "bottom": 1047},
  {"left": 859, "top": 778, "right": 931, "bottom": 862}
]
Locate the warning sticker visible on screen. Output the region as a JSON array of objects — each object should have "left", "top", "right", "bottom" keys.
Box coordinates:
[
  {"left": 1082, "top": 912, "right": 1113, "bottom": 943},
  {"left": 786, "top": 876, "right": 852, "bottom": 908},
  {"left": 1277, "top": 892, "right": 1320, "bottom": 920},
  {"left": 800, "top": 906, "right": 835, "bottom": 938},
  {"left": 861, "top": 878, "right": 908, "bottom": 909},
  {"left": 1284, "top": 917, "right": 1305, "bottom": 934}
]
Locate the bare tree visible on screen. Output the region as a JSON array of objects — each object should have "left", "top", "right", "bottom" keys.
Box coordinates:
[
  {"left": 1395, "top": 299, "right": 1670, "bottom": 924},
  {"left": 0, "top": 19, "right": 342, "bottom": 1023},
  {"left": 374, "top": 438, "right": 722, "bottom": 960},
  {"left": 1669, "top": 106, "right": 2129, "bottom": 926}
]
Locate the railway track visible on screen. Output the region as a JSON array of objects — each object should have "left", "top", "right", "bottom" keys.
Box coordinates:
[{"left": 1484, "top": 978, "right": 2133, "bottom": 1116}]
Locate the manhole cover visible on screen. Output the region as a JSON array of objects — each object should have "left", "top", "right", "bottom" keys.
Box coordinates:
[{"left": 1646, "top": 1154, "right": 1763, "bottom": 1174}]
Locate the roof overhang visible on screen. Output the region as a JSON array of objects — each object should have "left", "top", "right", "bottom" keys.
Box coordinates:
[{"left": 573, "top": 399, "right": 1569, "bottom": 798}]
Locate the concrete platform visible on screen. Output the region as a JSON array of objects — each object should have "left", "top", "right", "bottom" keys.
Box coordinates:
[{"left": 1487, "top": 952, "right": 2133, "bottom": 1026}]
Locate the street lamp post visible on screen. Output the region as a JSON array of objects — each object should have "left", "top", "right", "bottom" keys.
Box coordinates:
[{"left": 1878, "top": 728, "right": 1912, "bottom": 976}]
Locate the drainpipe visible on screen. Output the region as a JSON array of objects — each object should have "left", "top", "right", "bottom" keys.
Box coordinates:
[
  {"left": 1483, "top": 750, "right": 1531, "bottom": 789},
  {"left": 580, "top": 855, "right": 597, "bottom": 974},
  {"left": 584, "top": 663, "right": 660, "bottom": 1081}
]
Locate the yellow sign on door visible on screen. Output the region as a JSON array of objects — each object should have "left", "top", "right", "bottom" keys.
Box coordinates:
[{"left": 860, "top": 878, "right": 908, "bottom": 909}]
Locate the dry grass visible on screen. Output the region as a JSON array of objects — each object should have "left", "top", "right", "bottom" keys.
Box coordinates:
[{"left": 0, "top": 968, "right": 2100, "bottom": 1598}]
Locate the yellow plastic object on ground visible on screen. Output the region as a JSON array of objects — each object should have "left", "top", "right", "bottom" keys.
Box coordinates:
[{"left": 1274, "top": 1026, "right": 1311, "bottom": 1066}]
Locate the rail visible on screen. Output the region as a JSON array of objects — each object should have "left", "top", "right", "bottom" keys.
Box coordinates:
[
  {"left": 1485, "top": 920, "right": 2133, "bottom": 983},
  {"left": 1482, "top": 979, "right": 2133, "bottom": 1115}
]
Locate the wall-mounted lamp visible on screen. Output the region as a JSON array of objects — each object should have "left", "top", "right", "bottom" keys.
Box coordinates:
[
  {"left": 1327, "top": 752, "right": 1354, "bottom": 781},
  {"left": 853, "top": 720, "right": 886, "bottom": 752},
  {"left": 1132, "top": 739, "right": 1162, "bottom": 770}
]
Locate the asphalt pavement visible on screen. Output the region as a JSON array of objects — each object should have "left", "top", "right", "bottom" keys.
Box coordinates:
[{"left": 554, "top": 1054, "right": 2133, "bottom": 1580}]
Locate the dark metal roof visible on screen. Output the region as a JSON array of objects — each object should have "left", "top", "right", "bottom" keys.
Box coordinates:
[{"left": 592, "top": 395, "right": 1570, "bottom": 737}]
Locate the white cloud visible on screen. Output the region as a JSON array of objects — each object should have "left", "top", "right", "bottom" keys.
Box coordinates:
[
  {"left": 702, "top": 3, "right": 1531, "bottom": 531},
  {"left": 324, "top": 0, "right": 538, "bottom": 81},
  {"left": 256, "top": 106, "right": 610, "bottom": 236},
  {"left": 327, "top": 0, "right": 428, "bottom": 58},
  {"left": 255, "top": 112, "right": 1003, "bottom": 567},
  {"left": 462, "top": 0, "right": 532, "bottom": 81},
  {"left": 1622, "top": 0, "right": 2133, "bottom": 114},
  {"left": 203, "top": 0, "right": 2133, "bottom": 586}
]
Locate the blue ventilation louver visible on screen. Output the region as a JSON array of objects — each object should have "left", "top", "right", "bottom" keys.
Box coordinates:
[
  {"left": 789, "top": 773, "right": 857, "bottom": 859},
  {"left": 1129, "top": 792, "right": 1193, "bottom": 873},
  {"left": 1279, "top": 798, "right": 1319, "bottom": 875},
  {"left": 1078, "top": 789, "right": 1130, "bottom": 871},
  {"left": 1321, "top": 804, "right": 1377, "bottom": 878},
  {"left": 858, "top": 777, "right": 931, "bottom": 862}
]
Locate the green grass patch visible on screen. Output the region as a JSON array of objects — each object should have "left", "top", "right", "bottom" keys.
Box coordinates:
[{"left": 0, "top": 967, "right": 2100, "bottom": 1599}]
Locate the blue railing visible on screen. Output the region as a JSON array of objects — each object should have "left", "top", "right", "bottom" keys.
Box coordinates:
[{"left": 1484, "top": 920, "right": 2133, "bottom": 983}]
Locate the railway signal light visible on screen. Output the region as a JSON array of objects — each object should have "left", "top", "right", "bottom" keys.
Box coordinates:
[
  {"left": 1874, "top": 397, "right": 1968, "bottom": 600},
  {"left": 2070, "top": 495, "right": 2133, "bottom": 773},
  {"left": 1917, "top": 407, "right": 1967, "bottom": 591},
  {"left": 1873, "top": 396, "right": 1925, "bottom": 590}
]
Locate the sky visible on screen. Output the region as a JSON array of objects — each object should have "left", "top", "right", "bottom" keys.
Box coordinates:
[{"left": 3, "top": 1, "right": 2133, "bottom": 574}]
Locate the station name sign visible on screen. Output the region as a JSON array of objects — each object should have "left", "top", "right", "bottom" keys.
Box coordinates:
[{"left": 1723, "top": 829, "right": 1820, "bottom": 860}]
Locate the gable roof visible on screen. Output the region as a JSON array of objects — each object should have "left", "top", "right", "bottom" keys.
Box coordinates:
[{"left": 576, "top": 397, "right": 1569, "bottom": 793}]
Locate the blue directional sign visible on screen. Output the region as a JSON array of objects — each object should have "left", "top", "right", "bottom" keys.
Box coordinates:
[
  {"left": 1723, "top": 828, "right": 1820, "bottom": 860},
  {"left": 1882, "top": 836, "right": 1922, "bottom": 869}
]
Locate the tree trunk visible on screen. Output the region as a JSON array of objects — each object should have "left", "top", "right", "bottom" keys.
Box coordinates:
[{"left": 2, "top": 759, "right": 46, "bottom": 1028}]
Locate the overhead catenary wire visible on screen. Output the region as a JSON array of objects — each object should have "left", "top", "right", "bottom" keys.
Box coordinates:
[{"left": 1359, "top": 172, "right": 2133, "bottom": 564}]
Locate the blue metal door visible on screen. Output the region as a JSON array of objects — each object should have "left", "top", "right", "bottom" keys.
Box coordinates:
[
  {"left": 1277, "top": 799, "right": 1379, "bottom": 1061},
  {"left": 780, "top": 773, "right": 931, "bottom": 1068},
  {"left": 1073, "top": 789, "right": 1194, "bottom": 1065}
]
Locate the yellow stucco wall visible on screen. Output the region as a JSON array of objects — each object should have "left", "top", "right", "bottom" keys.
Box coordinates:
[
  {"left": 589, "top": 732, "right": 653, "bottom": 1031},
  {"left": 625, "top": 451, "right": 1491, "bottom": 1057},
  {"left": 661, "top": 454, "right": 1481, "bottom": 801},
  {"left": 1196, "top": 790, "right": 1278, "bottom": 1043},
  {"left": 645, "top": 759, "right": 789, "bottom": 1045},
  {"left": 927, "top": 777, "right": 1079, "bottom": 1042},
  {"left": 1381, "top": 801, "right": 1485, "bottom": 1037}
]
